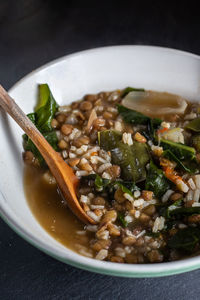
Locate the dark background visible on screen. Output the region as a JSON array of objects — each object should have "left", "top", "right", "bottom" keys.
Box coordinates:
[{"left": 1, "top": 1, "right": 200, "bottom": 299}]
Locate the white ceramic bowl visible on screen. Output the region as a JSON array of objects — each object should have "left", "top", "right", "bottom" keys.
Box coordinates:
[{"left": 1, "top": 46, "right": 200, "bottom": 277}]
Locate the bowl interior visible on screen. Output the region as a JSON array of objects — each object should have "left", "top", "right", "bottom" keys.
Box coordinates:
[{"left": 1, "top": 46, "right": 200, "bottom": 277}]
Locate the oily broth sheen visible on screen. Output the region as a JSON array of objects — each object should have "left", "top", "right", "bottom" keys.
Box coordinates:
[{"left": 24, "top": 165, "right": 92, "bottom": 253}]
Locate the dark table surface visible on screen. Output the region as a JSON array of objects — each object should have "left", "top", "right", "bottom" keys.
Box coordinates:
[{"left": 1, "top": 1, "right": 200, "bottom": 299}]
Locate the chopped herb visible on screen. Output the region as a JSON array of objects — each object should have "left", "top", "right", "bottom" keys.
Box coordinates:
[
  {"left": 160, "top": 139, "right": 196, "bottom": 161},
  {"left": 162, "top": 150, "right": 192, "bottom": 173},
  {"left": 117, "top": 212, "right": 128, "bottom": 227},
  {"left": 168, "top": 227, "right": 200, "bottom": 252},
  {"left": 117, "top": 104, "right": 162, "bottom": 126},
  {"left": 145, "top": 160, "right": 171, "bottom": 198}
]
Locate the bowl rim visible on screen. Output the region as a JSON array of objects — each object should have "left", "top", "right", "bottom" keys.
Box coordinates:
[{"left": 1, "top": 45, "right": 200, "bottom": 278}]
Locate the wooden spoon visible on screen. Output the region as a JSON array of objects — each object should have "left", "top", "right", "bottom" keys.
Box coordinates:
[{"left": 0, "top": 85, "right": 95, "bottom": 224}]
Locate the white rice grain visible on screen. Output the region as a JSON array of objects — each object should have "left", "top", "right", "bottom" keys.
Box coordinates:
[
  {"left": 76, "top": 170, "right": 89, "bottom": 177},
  {"left": 122, "top": 132, "right": 133, "bottom": 145},
  {"left": 80, "top": 195, "right": 89, "bottom": 204},
  {"left": 124, "top": 193, "right": 134, "bottom": 202},
  {"left": 96, "top": 249, "right": 108, "bottom": 260},
  {"left": 124, "top": 215, "right": 133, "bottom": 223},
  {"left": 193, "top": 189, "right": 200, "bottom": 202},
  {"left": 90, "top": 205, "right": 105, "bottom": 210},
  {"left": 188, "top": 178, "right": 196, "bottom": 190},
  {"left": 69, "top": 128, "right": 81, "bottom": 140},
  {"left": 115, "top": 247, "right": 126, "bottom": 258},
  {"left": 102, "top": 172, "right": 112, "bottom": 180},
  {"left": 87, "top": 211, "right": 101, "bottom": 222},
  {"left": 134, "top": 190, "right": 141, "bottom": 198},
  {"left": 194, "top": 175, "right": 200, "bottom": 189},
  {"left": 186, "top": 190, "right": 194, "bottom": 202},
  {"left": 184, "top": 113, "right": 197, "bottom": 120},
  {"left": 86, "top": 225, "right": 98, "bottom": 232},
  {"left": 107, "top": 107, "right": 118, "bottom": 113},
  {"left": 96, "top": 230, "right": 109, "bottom": 240},
  {"left": 152, "top": 217, "right": 165, "bottom": 233},
  {"left": 70, "top": 145, "right": 77, "bottom": 151},
  {"left": 136, "top": 230, "right": 146, "bottom": 239},
  {"left": 62, "top": 150, "right": 68, "bottom": 159},
  {"left": 161, "top": 121, "right": 170, "bottom": 128},
  {"left": 192, "top": 202, "right": 200, "bottom": 207},
  {"left": 133, "top": 198, "right": 144, "bottom": 207},
  {"left": 97, "top": 163, "right": 112, "bottom": 174},
  {"left": 176, "top": 179, "right": 189, "bottom": 193},
  {"left": 135, "top": 211, "right": 140, "bottom": 218},
  {"left": 69, "top": 152, "right": 76, "bottom": 158},
  {"left": 114, "top": 120, "right": 123, "bottom": 132},
  {"left": 178, "top": 224, "right": 187, "bottom": 229},
  {"left": 162, "top": 190, "right": 174, "bottom": 203}
]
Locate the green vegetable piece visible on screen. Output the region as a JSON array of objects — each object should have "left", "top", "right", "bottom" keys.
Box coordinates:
[
  {"left": 160, "top": 139, "right": 196, "bottom": 161},
  {"left": 94, "top": 174, "right": 111, "bottom": 190},
  {"left": 98, "top": 130, "right": 122, "bottom": 151},
  {"left": 121, "top": 87, "right": 145, "bottom": 97},
  {"left": 23, "top": 84, "right": 59, "bottom": 166},
  {"left": 111, "top": 141, "right": 150, "bottom": 181},
  {"left": 160, "top": 198, "right": 183, "bottom": 219},
  {"left": 145, "top": 160, "right": 170, "bottom": 198},
  {"left": 185, "top": 117, "right": 200, "bottom": 132},
  {"left": 35, "top": 84, "right": 59, "bottom": 132},
  {"left": 162, "top": 150, "right": 192, "bottom": 173},
  {"left": 114, "top": 181, "right": 139, "bottom": 196},
  {"left": 192, "top": 134, "right": 200, "bottom": 152},
  {"left": 117, "top": 212, "right": 128, "bottom": 227},
  {"left": 117, "top": 104, "right": 150, "bottom": 125},
  {"left": 117, "top": 104, "right": 162, "bottom": 126},
  {"left": 98, "top": 130, "right": 150, "bottom": 182},
  {"left": 27, "top": 113, "right": 36, "bottom": 124},
  {"left": 168, "top": 227, "right": 200, "bottom": 252},
  {"left": 170, "top": 206, "right": 200, "bottom": 216},
  {"left": 23, "top": 131, "right": 58, "bottom": 166}
]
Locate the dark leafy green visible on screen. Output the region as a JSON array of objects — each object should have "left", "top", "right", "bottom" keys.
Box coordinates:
[
  {"left": 94, "top": 174, "right": 111, "bottom": 190},
  {"left": 117, "top": 212, "right": 128, "bottom": 227},
  {"left": 192, "top": 134, "right": 200, "bottom": 152},
  {"left": 168, "top": 227, "right": 200, "bottom": 252},
  {"left": 145, "top": 160, "right": 171, "bottom": 198},
  {"left": 117, "top": 104, "right": 162, "bottom": 126},
  {"left": 114, "top": 181, "right": 139, "bottom": 196},
  {"left": 98, "top": 130, "right": 150, "bottom": 182},
  {"left": 121, "top": 86, "right": 145, "bottom": 97},
  {"left": 170, "top": 206, "right": 200, "bottom": 217},
  {"left": 185, "top": 117, "right": 200, "bottom": 132},
  {"left": 160, "top": 139, "right": 196, "bottom": 161},
  {"left": 35, "top": 84, "right": 59, "bottom": 132},
  {"left": 162, "top": 150, "right": 192, "bottom": 173},
  {"left": 160, "top": 199, "right": 183, "bottom": 219},
  {"left": 23, "top": 84, "right": 59, "bottom": 166},
  {"left": 98, "top": 130, "right": 122, "bottom": 151},
  {"left": 146, "top": 231, "right": 161, "bottom": 238},
  {"left": 27, "top": 113, "right": 36, "bottom": 124}
]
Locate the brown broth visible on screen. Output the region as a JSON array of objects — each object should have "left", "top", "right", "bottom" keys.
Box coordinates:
[{"left": 24, "top": 165, "right": 92, "bottom": 254}]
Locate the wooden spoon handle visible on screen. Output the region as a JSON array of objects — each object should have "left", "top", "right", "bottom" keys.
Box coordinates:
[{"left": 0, "top": 85, "right": 95, "bottom": 224}]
